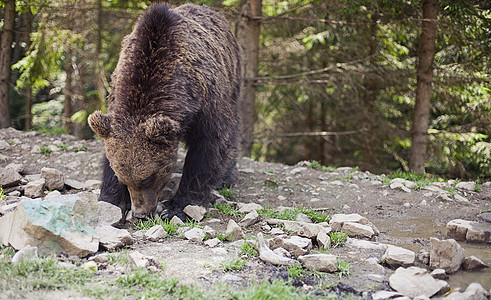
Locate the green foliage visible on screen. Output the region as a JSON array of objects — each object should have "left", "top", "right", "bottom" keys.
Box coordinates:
[
  {"left": 287, "top": 263, "right": 306, "bottom": 280},
  {"left": 73, "top": 145, "right": 87, "bottom": 152},
  {"left": 38, "top": 126, "right": 68, "bottom": 136},
  {"left": 336, "top": 259, "right": 352, "bottom": 279},
  {"left": 226, "top": 279, "right": 314, "bottom": 300},
  {"left": 309, "top": 160, "right": 337, "bottom": 172},
  {"left": 133, "top": 216, "right": 179, "bottom": 236},
  {"left": 0, "top": 186, "right": 6, "bottom": 201},
  {"left": 213, "top": 202, "right": 244, "bottom": 218},
  {"left": 217, "top": 186, "right": 237, "bottom": 200},
  {"left": 39, "top": 144, "right": 52, "bottom": 156},
  {"left": 240, "top": 238, "right": 258, "bottom": 258},
  {"left": 329, "top": 232, "right": 349, "bottom": 248},
  {"left": 221, "top": 258, "right": 247, "bottom": 272},
  {"left": 258, "top": 205, "right": 331, "bottom": 223}
]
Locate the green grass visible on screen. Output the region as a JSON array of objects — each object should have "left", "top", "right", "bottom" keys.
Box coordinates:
[
  {"left": 106, "top": 249, "right": 130, "bottom": 266},
  {"left": 38, "top": 127, "right": 68, "bottom": 136},
  {"left": 287, "top": 263, "right": 306, "bottom": 280},
  {"left": 264, "top": 174, "right": 280, "bottom": 188},
  {"left": 226, "top": 280, "right": 315, "bottom": 299},
  {"left": 329, "top": 231, "right": 349, "bottom": 248},
  {"left": 309, "top": 160, "right": 337, "bottom": 172},
  {"left": 133, "top": 216, "right": 180, "bottom": 236},
  {"left": 443, "top": 186, "right": 458, "bottom": 196},
  {"left": 240, "top": 238, "right": 258, "bottom": 258},
  {"left": 39, "top": 144, "right": 52, "bottom": 156},
  {"left": 72, "top": 145, "right": 87, "bottom": 152},
  {"left": 213, "top": 202, "right": 244, "bottom": 218},
  {"left": 221, "top": 258, "right": 247, "bottom": 272},
  {"left": 217, "top": 186, "right": 237, "bottom": 200},
  {"left": 383, "top": 170, "right": 441, "bottom": 189},
  {"left": 258, "top": 205, "right": 331, "bottom": 223},
  {"left": 57, "top": 144, "right": 68, "bottom": 151},
  {"left": 336, "top": 259, "right": 352, "bottom": 279},
  {"left": 215, "top": 232, "right": 231, "bottom": 242},
  {"left": 0, "top": 186, "right": 6, "bottom": 201}
]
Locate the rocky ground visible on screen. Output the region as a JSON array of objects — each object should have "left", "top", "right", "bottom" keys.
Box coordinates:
[{"left": 0, "top": 127, "right": 491, "bottom": 299}]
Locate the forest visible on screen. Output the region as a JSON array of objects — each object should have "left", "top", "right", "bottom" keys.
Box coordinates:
[{"left": 0, "top": 0, "right": 490, "bottom": 179}]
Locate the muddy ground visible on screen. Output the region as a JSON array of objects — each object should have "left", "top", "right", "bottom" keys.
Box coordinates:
[{"left": 0, "top": 127, "right": 490, "bottom": 298}]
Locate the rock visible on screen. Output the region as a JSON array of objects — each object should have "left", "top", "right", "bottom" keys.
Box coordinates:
[
  {"left": 92, "top": 253, "right": 109, "bottom": 263},
  {"left": 256, "top": 232, "right": 295, "bottom": 266},
  {"left": 317, "top": 228, "right": 331, "bottom": 249},
  {"left": 202, "top": 225, "right": 216, "bottom": 238},
  {"left": 382, "top": 245, "right": 415, "bottom": 267},
  {"left": 330, "top": 213, "right": 379, "bottom": 235},
  {"left": 298, "top": 254, "right": 338, "bottom": 272},
  {"left": 11, "top": 246, "right": 38, "bottom": 263},
  {"left": 430, "top": 237, "right": 465, "bottom": 274},
  {"left": 430, "top": 268, "right": 447, "bottom": 280},
  {"left": 24, "top": 178, "right": 45, "bottom": 198},
  {"left": 390, "top": 178, "right": 416, "bottom": 188},
  {"left": 296, "top": 213, "right": 312, "bottom": 223},
  {"left": 479, "top": 212, "right": 491, "bottom": 223},
  {"left": 372, "top": 291, "right": 403, "bottom": 300},
  {"left": 389, "top": 266, "right": 448, "bottom": 298},
  {"left": 283, "top": 220, "right": 327, "bottom": 239},
  {"left": 65, "top": 179, "right": 85, "bottom": 190},
  {"left": 129, "top": 251, "right": 152, "bottom": 268},
  {"left": 95, "top": 225, "right": 133, "bottom": 250},
  {"left": 347, "top": 238, "right": 388, "bottom": 251},
  {"left": 225, "top": 219, "right": 245, "bottom": 241},
  {"left": 41, "top": 167, "right": 65, "bottom": 191},
  {"left": 204, "top": 238, "right": 221, "bottom": 247},
  {"left": 447, "top": 219, "right": 491, "bottom": 243},
  {"left": 455, "top": 181, "right": 476, "bottom": 191},
  {"left": 390, "top": 182, "right": 411, "bottom": 193},
  {"left": 462, "top": 256, "right": 488, "bottom": 270},
  {"left": 342, "top": 222, "right": 375, "bottom": 239},
  {"left": 239, "top": 210, "right": 260, "bottom": 227},
  {"left": 0, "top": 167, "right": 22, "bottom": 187},
  {"left": 0, "top": 193, "right": 99, "bottom": 256},
  {"left": 454, "top": 194, "right": 470, "bottom": 203},
  {"left": 270, "top": 228, "right": 284, "bottom": 235},
  {"left": 45, "top": 190, "right": 62, "bottom": 200},
  {"left": 83, "top": 261, "right": 98, "bottom": 272},
  {"left": 183, "top": 205, "right": 207, "bottom": 222},
  {"left": 290, "top": 167, "right": 307, "bottom": 175},
  {"left": 184, "top": 227, "right": 205, "bottom": 243},
  {"left": 170, "top": 215, "right": 185, "bottom": 226},
  {"left": 273, "top": 247, "right": 290, "bottom": 258},
  {"left": 417, "top": 250, "right": 430, "bottom": 265},
  {"left": 95, "top": 201, "right": 122, "bottom": 226},
  {"left": 269, "top": 235, "right": 312, "bottom": 256},
  {"left": 445, "top": 283, "right": 489, "bottom": 300},
  {"left": 83, "top": 180, "right": 102, "bottom": 191},
  {"left": 237, "top": 202, "right": 263, "bottom": 214},
  {"left": 144, "top": 225, "right": 168, "bottom": 242}
]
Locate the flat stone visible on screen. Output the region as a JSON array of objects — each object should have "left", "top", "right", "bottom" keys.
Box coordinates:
[
  {"left": 444, "top": 282, "right": 490, "bottom": 300},
  {"left": 202, "top": 225, "right": 216, "bottom": 238},
  {"left": 347, "top": 238, "right": 388, "bottom": 251},
  {"left": 45, "top": 190, "right": 62, "bottom": 200},
  {"left": 237, "top": 202, "right": 263, "bottom": 214},
  {"left": 372, "top": 291, "right": 403, "bottom": 300},
  {"left": 342, "top": 222, "right": 375, "bottom": 239},
  {"left": 183, "top": 205, "right": 207, "bottom": 222},
  {"left": 296, "top": 213, "right": 312, "bottom": 223},
  {"left": 96, "top": 225, "right": 133, "bottom": 250},
  {"left": 170, "top": 215, "right": 185, "bottom": 226},
  {"left": 65, "top": 179, "right": 85, "bottom": 190},
  {"left": 239, "top": 210, "right": 260, "bottom": 227},
  {"left": 0, "top": 167, "right": 22, "bottom": 187},
  {"left": 430, "top": 268, "right": 447, "bottom": 280},
  {"left": 24, "top": 178, "right": 45, "bottom": 199},
  {"left": 447, "top": 219, "right": 491, "bottom": 243},
  {"left": 389, "top": 266, "right": 448, "bottom": 298},
  {"left": 129, "top": 251, "right": 152, "bottom": 268},
  {"left": 430, "top": 237, "right": 465, "bottom": 274},
  {"left": 330, "top": 213, "right": 379, "bottom": 234},
  {"left": 390, "top": 182, "right": 411, "bottom": 193},
  {"left": 269, "top": 235, "right": 312, "bottom": 256},
  {"left": 390, "top": 178, "right": 416, "bottom": 188},
  {"left": 145, "top": 225, "right": 168, "bottom": 242},
  {"left": 184, "top": 227, "right": 205, "bottom": 243},
  {"left": 317, "top": 228, "right": 331, "bottom": 249},
  {"left": 462, "top": 256, "right": 488, "bottom": 270},
  {"left": 41, "top": 167, "right": 65, "bottom": 191},
  {"left": 455, "top": 181, "right": 476, "bottom": 191},
  {"left": 204, "top": 238, "right": 221, "bottom": 247},
  {"left": 383, "top": 245, "right": 415, "bottom": 267},
  {"left": 225, "top": 219, "right": 244, "bottom": 241},
  {"left": 256, "top": 232, "right": 295, "bottom": 266},
  {"left": 479, "top": 212, "right": 491, "bottom": 223},
  {"left": 95, "top": 201, "right": 122, "bottom": 226},
  {"left": 83, "top": 180, "right": 102, "bottom": 191},
  {"left": 298, "top": 254, "right": 338, "bottom": 273},
  {"left": 0, "top": 193, "right": 99, "bottom": 256},
  {"left": 11, "top": 246, "right": 38, "bottom": 263}
]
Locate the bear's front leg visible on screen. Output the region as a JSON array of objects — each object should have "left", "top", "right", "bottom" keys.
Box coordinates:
[{"left": 98, "top": 154, "right": 131, "bottom": 222}]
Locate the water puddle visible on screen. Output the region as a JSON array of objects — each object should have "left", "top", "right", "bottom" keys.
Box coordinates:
[{"left": 373, "top": 213, "right": 491, "bottom": 290}]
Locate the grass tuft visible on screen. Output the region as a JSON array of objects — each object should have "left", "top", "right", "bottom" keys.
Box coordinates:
[{"left": 329, "top": 231, "right": 349, "bottom": 248}]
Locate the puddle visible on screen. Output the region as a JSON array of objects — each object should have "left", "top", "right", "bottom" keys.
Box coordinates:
[{"left": 373, "top": 214, "right": 491, "bottom": 290}]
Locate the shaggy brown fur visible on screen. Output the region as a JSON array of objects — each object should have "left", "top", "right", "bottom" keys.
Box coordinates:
[{"left": 88, "top": 3, "right": 241, "bottom": 220}]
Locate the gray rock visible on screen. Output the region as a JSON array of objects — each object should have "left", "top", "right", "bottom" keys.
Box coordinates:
[
  {"left": 445, "top": 283, "right": 489, "bottom": 300},
  {"left": 95, "top": 201, "right": 122, "bottom": 226},
  {"left": 204, "top": 238, "right": 221, "bottom": 247},
  {"left": 296, "top": 213, "right": 312, "bottom": 223},
  {"left": 417, "top": 250, "right": 430, "bottom": 265},
  {"left": 239, "top": 210, "right": 260, "bottom": 227},
  {"left": 129, "top": 251, "right": 152, "bottom": 268},
  {"left": 455, "top": 181, "right": 476, "bottom": 191},
  {"left": 145, "top": 225, "right": 168, "bottom": 242},
  {"left": 237, "top": 202, "right": 263, "bottom": 214},
  {"left": 342, "top": 222, "right": 375, "bottom": 239},
  {"left": 202, "top": 225, "right": 216, "bottom": 238},
  {"left": 317, "top": 228, "right": 331, "bottom": 249},
  {"left": 270, "top": 228, "right": 284, "bottom": 235},
  {"left": 462, "top": 256, "right": 488, "bottom": 270},
  {"left": 390, "top": 182, "right": 412, "bottom": 193},
  {"left": 479, "top": 212, "right": 491, "bottom": 223},
  {"left": 298, "top": 254, "right": 338, "bottom": 272},
  {"left": 447, "top": 219, "right": 491, "bottom": 243},
  {"left": 389, "top": 266, "right": 448, "bottom": 298},
  {"left": 0, "top": 167, "right": 22, "bottom": 187},
  {"left": 184, "top": 227, "right": 205, "bottom": 243},
  {"left": 330, "top": 213, "right": 379, "bottom": 235},
  {"left": 347, "top": 238, "right": 388, "bottom": 251},
  {"left": 225, "top": 219, "right": 245, "bottom": 241},
  {"left": 170, "top": 215, "right": 185, "bottom": 226},
  {"left": 0, "top": 193, "right": 99, "bottom": 256},
  {"left": 269, "top": 235, "right": 312, "bottom": 256},
  {"left": 24, "top": 178, "right": 45, "bottom": 198},
  {"left": 372, "top": 291, "right": 403, "bottom": 300},
  {"left": 183, "top": 205, "right": 207, "bottom": 222},
  {"left": 41, "top": 167, "right": 65, "bottom": 191},
  {"left": 454, "top": 194, "right": 470, "bottom": 203},
  {"left": 430, "top": 268, "right": 447, "bottom": 280},
  {"left": 45, "top": 190, "right": 62, "bottom": 200},
  {"left": 256, "top": 232, "right": 295, "bottom": 266},
  {"left": 96, "top": 225, "right": 133, "bottom": 250},
  {"left": 273, "top": 247, "right": 290, "bottom": 258},
  {"left": 382, "top": 245, "right": 415, "bottom": 267},
  {"left": 11, "top": 246, "right": 38, "bottom": 263},
  {"left": 83, "top": 180, "right": 101, "bottom": 191},
  {"left": 65, "top": 179, "right": 85, "bottom": 190},
  {"left": 430, "top": 237, "right": 465, "bottom": 274}
]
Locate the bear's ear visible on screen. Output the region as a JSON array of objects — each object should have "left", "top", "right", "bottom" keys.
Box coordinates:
[
  {"left": 88, "top": 110, "right": 112, "bottom": 139},
  {"left": 143, "top": 115, "right": 180, "bottom": 144}
]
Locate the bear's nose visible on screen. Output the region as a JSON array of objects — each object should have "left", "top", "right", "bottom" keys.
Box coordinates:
[{"left": 132, "top": 211, "right": 149, "bottom": 219}]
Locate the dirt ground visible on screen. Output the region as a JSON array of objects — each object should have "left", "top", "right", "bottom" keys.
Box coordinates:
[{"left": 1, "top": 127, "right": 490, "bottom": 298}]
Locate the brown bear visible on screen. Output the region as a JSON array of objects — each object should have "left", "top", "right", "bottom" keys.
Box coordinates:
[{"left": 88, "top": 3, "right": 241, "bottom": 221}]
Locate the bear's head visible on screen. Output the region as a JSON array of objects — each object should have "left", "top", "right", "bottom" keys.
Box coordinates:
[{"left": 88, "top": 110, "right": 180, "bottom": 218}]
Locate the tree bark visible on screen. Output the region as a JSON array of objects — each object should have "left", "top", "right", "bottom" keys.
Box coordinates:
[
  {"left": 63, "top": 61, "right": 73, "bottom": 133},
  {"left": 96, "top": 0, "right": 106, "bottom": 108},
  {"left": 236, "top": 0, "right": 262, "bottom": 156},
  {"left": 24, "top": 9, "right": 34, "bottom": 131},
  {"left": 0, "top": 0, "right": 16, "bottom": 128},
  {"left": 409, "top": 0, "right": 438, "bottom": 174}
]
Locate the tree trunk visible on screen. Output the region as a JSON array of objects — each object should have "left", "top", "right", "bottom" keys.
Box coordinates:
[
  {"left": 409, "top": 0, "right": 438, "bottom": 174},
  {"left": 24, "top": 9, "right": 34, "bottom": 131},
  {"left": 236, "top": 0, "right": 262, "bottom": 156},
  {"left": 0, "top": 0, "right": 15, "bottom": 128},
  {"left": 63, "top": 61, "right": 73, "bottom": 133},
  {"left": 96, "top": 0, "right": 106, "bottom": 108}
]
